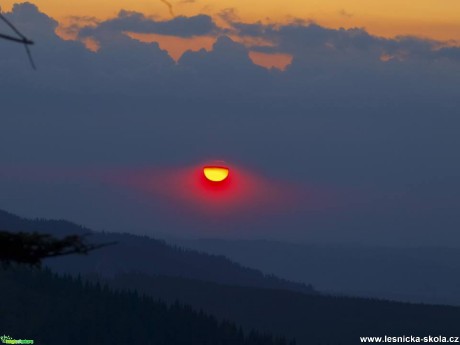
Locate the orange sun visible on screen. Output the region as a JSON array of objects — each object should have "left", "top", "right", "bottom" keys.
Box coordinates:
[{"left": 203, "top": 166, "right": 229, "bottom": 182}]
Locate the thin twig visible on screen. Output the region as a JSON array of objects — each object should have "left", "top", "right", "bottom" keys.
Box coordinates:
[
  {"left": 24, "top": 44, "right": 36, "bottom": 69},
  {"left": 0, "top": 32, "right": 33, "bottom": 44}
]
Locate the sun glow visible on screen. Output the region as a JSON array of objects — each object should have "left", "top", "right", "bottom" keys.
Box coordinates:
[{"left": 203, "top": 166, "right": 229, "bottom": 182}]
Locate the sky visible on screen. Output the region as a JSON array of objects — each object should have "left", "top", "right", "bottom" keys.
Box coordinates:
[{"left": 0, "top": 2, "right": 459, "bottom": 246}]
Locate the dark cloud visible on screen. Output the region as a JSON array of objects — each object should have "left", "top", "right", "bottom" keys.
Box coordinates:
[
  {"left": 230, "top": 20, "right": 449, "bottom": 62},
  {"left": 79, "top": 10, "right": 218, "bottom": 39},
  {"left": 180, "top": 35, "right": 258, "bottom": 71},
  {"left": 221, "top": 17, "right": 460, "bottom": 70},
  {"left": 1, "top": 4, "right": 460, "bottom": 246},
  {"left": 436, "top": 46, "right": 460, "bottom": 60},
  {"left": 3, "top": 2, "right": 58, "bottom": 40}
]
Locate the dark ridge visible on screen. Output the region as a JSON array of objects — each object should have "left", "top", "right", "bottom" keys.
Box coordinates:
[{"left": 0, "top": 209, "right": 90, "bottom": 237}]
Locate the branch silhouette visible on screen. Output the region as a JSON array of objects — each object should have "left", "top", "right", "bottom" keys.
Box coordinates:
[
  {"left": 0, "top": 230, "right": 116, "bottom": 267},
  {"left": 0, "top": 10, "right": 36, "bottom": 69}
]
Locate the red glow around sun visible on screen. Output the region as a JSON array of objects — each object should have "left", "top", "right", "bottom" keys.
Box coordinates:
[{"left": 107, "top": 163, "right": 303, "bottom": 219}]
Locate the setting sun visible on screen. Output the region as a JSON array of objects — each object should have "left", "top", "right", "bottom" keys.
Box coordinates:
[{"left": 203, "top": 166, "right": 229, "bottom": 182}]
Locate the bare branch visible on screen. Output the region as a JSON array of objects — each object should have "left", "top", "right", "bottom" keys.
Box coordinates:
[{"left": 0, "top": 10, "right": 36, "bottom": 69}]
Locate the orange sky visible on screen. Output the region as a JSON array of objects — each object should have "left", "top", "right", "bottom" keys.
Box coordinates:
[
  {"left": 3, "top": 0, "right": 460, "bottom": 42},
  {"left": 2, "top": 0, "right": 459, "bottom": 69},
  {"left": 125, "top": 33, "right": 292, "bottom": 70}
]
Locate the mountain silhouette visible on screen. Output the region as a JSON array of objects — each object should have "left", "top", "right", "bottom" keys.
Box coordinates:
[
  {"left": 175, "top": 238, "right": 460, "bottom": 305},
  {"left": 0, "top": 208, "right": 315, "bottom": 293}
]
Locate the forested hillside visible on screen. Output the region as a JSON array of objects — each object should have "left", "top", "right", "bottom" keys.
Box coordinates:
[
  {"left": 98, "top": 271, "right": 460, "bottom": 345},
  {"left": 0, "top": 268, "right": 294, "bottom": 345}
]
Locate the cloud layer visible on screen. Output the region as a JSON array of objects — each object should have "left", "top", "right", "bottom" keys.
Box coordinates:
[{"left": 79, "top": 10, "right": 218, "bottom": 38}]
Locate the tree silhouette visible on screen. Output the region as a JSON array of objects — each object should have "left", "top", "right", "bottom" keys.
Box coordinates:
[{"left": 0, "top": 230, "right": 114, "bottom": 267}]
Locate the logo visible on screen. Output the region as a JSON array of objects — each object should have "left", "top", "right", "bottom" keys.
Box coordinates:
[{"left": 0, "top": 335, "right": 34, "bottom": 344}]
